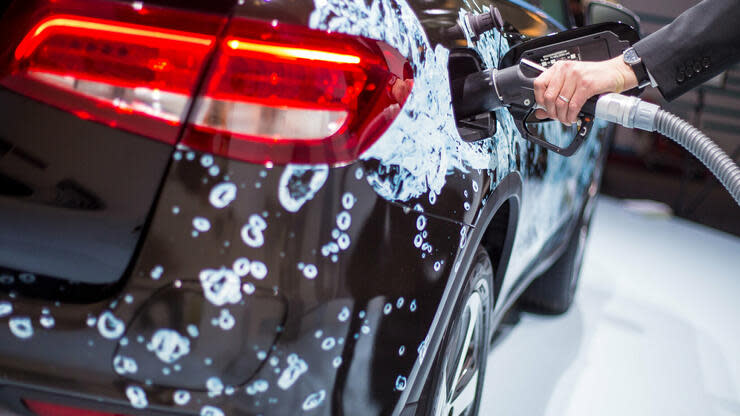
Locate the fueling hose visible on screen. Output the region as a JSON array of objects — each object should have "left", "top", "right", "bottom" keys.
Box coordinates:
[
  {"left": 595, "top": 94, "right": 740, "bottom": 206},
  {"left": 452, "top": 62, "right": 740, "bottom": 206}
]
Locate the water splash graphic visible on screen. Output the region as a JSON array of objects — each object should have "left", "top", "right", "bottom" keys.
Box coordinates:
[
  {"left": 147, "top": 329, "right": 190, "bottom": 363},
  {"left": 277, "top": 353, "right": 308, "bottom": 390},
  {"left": 97, "top": 311, "right": 125, "bottom": 339},
  {"left": 9, "top": 316, "right": 33, "bottom": 339},
  {"left": 278, "top": 164, "right": 329, "bottom": 212},
  {"left": 199, "top": 267, "right": 242, "bottom": 306}
]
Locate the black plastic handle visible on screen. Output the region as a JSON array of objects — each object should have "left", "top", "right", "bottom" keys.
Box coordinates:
[{"left": 517, "top": 96, "right": 598, "bottom": 157}]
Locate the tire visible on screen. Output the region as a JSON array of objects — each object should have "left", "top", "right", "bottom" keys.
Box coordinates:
[
  {"left": 420, "top": 245, "right": 493, "bottom": 416},
  {"left": 520, "top": 198, "right": 594, "bottom": 315}
]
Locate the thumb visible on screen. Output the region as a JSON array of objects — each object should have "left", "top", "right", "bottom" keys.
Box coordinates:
[{"left": 534, "top": 109, "right": 549, "bottom": 120}]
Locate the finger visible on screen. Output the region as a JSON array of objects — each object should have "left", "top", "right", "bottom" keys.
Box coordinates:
[
  {"left": 534, "top": 108, "right": 549, "bottom": 120},
  {"left": 555, "top": 74, "right": 576, "bottom": 124},
  {"left": 533, "top": 70, "right": 552, "bottom": 110},
  {"left": 543, "top": 64, "right": 565, "bottom": 119},
  {"left": 566, "top": 87, "right": 590, "bottom": 124}
]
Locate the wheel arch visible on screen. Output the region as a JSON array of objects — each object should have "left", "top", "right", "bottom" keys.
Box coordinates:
[
  {"left": 480, "top": 194, "right": 519, "bottom": 310},
  {"left": 395, "top": 171, "right": 521, "bottom": 415}
]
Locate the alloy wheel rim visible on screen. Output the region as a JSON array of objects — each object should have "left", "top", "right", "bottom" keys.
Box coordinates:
[{"left": 434, "top": 282, "right": 487, "bottom": 416}]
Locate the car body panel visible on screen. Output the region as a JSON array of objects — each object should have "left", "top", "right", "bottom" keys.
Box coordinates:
[
  {"left": 0, "top": 0, "right": 610, "bottom": 414},
  {"left": 0, "top": 90, "right": 172, "bottom": 293}
]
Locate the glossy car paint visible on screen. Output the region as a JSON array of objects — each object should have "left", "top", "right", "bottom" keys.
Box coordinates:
[{"left": 0, "top": 0, "right": 609, "bottom": 415}]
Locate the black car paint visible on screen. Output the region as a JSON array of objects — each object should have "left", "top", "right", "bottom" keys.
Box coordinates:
[{"left": 0, "top": 0, "right": 606, "bottom": 415}]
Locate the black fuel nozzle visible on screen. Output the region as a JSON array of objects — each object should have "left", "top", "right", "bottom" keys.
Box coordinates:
[
  {"left": 452, "top": 59, "right": 543, "bottom": 120},
  {"left": 445, "top": 8, "right": 505, "bottom": 40},
  {"left": 451, "top": 58, "right": 599, "bottom": 156}
]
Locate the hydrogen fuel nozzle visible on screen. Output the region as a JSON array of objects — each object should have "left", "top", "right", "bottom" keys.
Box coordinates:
[{"left": 452, "top": 58, "right": 598, "bottom": 156}]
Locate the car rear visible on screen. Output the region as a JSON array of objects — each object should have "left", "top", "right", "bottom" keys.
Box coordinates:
[{"left": 0, "top": 0, "right": 469, "bottom": 415}]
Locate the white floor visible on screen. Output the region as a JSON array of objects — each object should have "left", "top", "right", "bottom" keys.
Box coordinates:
[{"left": 480, "top": 196, "right": 740, "bottom": 416}]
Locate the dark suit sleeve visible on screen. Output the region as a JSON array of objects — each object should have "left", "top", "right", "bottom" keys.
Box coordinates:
[{"left": 632, "top": 0, "right": 740, "bottom": 101}]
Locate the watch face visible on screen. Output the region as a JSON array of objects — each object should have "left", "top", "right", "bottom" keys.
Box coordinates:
[{"left": 623, "top": 48, "right": 640, "bottom": 64}]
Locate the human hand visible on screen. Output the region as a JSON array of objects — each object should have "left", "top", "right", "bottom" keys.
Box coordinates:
[{"left": 533, "top": 55, "right": 638, "bottom": 125}]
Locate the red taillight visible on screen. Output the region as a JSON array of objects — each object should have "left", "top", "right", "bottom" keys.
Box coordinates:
[
  {"left": 24, "top": 398, "right": 126, "bottom": 416},
  {"left": 182, "top": 18, "right": 413, "bottom": 165},
  {"left": 0, "top": 0, "right": 225, "bottom": 143},
  {"left": 1, "top": 2, "right": 412, "bottom": 164}
]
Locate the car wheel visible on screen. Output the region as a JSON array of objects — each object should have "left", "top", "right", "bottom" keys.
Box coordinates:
[
  {"left": 422, "top": 245, "right": 493, "bottom": 416},
  {"left": 520, "top": 198, "right": 594, "bottom": 315}
]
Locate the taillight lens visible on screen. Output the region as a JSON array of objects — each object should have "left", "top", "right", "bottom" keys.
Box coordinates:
[
  {"left": 182, "top": 18, "right": 413, "bottom": 165},
  {"left": 0, "top": 2, "right": 412, "bottom": 164},
  {"left": 0, "top": 0, "right": 225, "bottom": 143},
  {"left": 24, "top": 398, "right": 126, "bottom": 416}
]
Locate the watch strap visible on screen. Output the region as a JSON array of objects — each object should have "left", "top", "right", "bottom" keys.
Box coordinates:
[{"left": 624, "top": 48, "right": 651, "bottom": 89}]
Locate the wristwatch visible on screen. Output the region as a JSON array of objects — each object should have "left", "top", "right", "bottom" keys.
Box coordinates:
[{"left": 623, "top": 47, "right": 651, "bottom": 89}]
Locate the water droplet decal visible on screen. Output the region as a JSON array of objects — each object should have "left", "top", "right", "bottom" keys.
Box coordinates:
[
  {"left": 18, "top": 273, "right": 35, "bottom": 284},
  {"left": 200, "top": 154, "right": 214, "bottom": 167},
  {"left": 243, "top": 282, "right": 256, "bottom": 295},
  {"left": 187, "top": 324, "right": 199, "bottom": 338},
  {"left": 150, "top": 265, "right": 164, "bottom": 280},
  {"left": 250, "top": 261, "right": 268, "bottom": 280},
  {"left": 0, "top": 301, "right": 12, "bottom": 318},
  {"left": 39, "top": 314, "right": 55, "bottom": 329},
  {"left": 216, "top": 309, "right": 235, "bottom": 330},
  {"left": 173, "top": 390, "right": 190, "bottom": 405},
  {"left": 200, "top": 405, "right": 224, "bottom": 416},
  {"left": 395, "top": 375, "right": 407, "bottom": 391},
  {"left": 114, "top": 355, "right": 138, "bottom": 375},
  {"left": 302, "top": 264, "right": 318, "bottom": 279},
  {"left": 278, "top": 353, "right": 308, "bottom": 390},
  {"left": 241, "top": 214, "right": 267, "bottom": 248},
  {"left": 321, "top": 337, "right": 336, "bottom": 350},
  {"left": 383, "top": 303, "right": 392, "bottom": 315},
  {"left": 416, "top": 215, "right": 427, "bottom": 231},
  {"left": 338, "top": 307, "right": 350, "bottom": 321},
  {"left": 209, "top": 182, "right": 237, "bottom": 209},
  {"left": 193, "top": 217, "right": 211, "bottom": 232},
  {"left": 337, "top": 233, "right": 351, "bottom": 250},
  {"left": 199, "top": 268, "right": 242, "bottom": 306},
  {"left": 278, "top": 165, "right": 329, "bottom": 213},
  {"left": 460, "top": 226, "right": 468, "bottom": 248},
  {"left": 336, "top": 212, "right": 351, "bottom": 231},
  {"left": 206, "top": 376, "right": 224, "bottom": 397},
  {"left": 246, "top": 379, "right": 269, "bottom": 395},
  {"left": 9, "top": 316, "right": 33, "bottom": 339},
  {"left": 125, "top": 385, "right": 148, "bottom": 409},
  {"left": 233, "top": 257, "right": 251, "bottom": 277},
  {"left": 147, "top": 329, "right": 190, "bottom": 363},
  {"left": 341, "top": 192, "right": 356, "bottom": 210},
  {"left": 302, "top": 389, "right": 326, "bottom": 411},
  {"left": 97, "top": 311, "right": 125, "bottom": 339}
]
